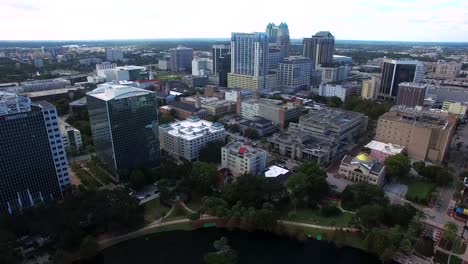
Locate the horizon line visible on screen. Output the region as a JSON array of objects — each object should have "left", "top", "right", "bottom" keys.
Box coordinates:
[{"left": 0, "top": 38, "right": 467, "bottom": 43}]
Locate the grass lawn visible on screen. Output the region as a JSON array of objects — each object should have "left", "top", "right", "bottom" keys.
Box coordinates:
[
  {"left": 282, "top": 224, "right": 366, "bottom": 250},
  {"left": 401, "top": 178, "right": 435, "bottom": 204},
  {"left": 85, "top": 160, "right": 115, "bottom": 185},
  {"left": 450, "top": 256, "right": 463, "bottom": 264},
  {"left": 452, "top": 239, "right": 467, "bottom": 254},
  {"left": 143, "top": 198, "right": 169, "bottom": 223},
  {"left": 165, "top": 205, "right": 188, "bottom": 222},
  {"left": 281, "top": 208, "right": 353, "bottom": 227},
  {"left": 74, "top": 168, "right": 103, "bottom": 190},
  {"left": 434, "top": 250, "right": 449, "bottom": 264}
]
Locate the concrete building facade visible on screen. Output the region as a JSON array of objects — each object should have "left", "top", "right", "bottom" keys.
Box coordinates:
[
  {"left": 361, "top": 75, "right": 381, "bottom": 100},
  {"left": 303, "top": 31, "right": 335, "bottom": 69},
  {"left": 396, "top": 82, "right": 427, "bottom": 107},
  {"left": 277, "top": 56, "right": 312, "bottom": 91},
  {"left": 432, "top": 60, "right": 462, "bottom": 80},
  {"left": 375, "top": 105, "right": 456, "bottom": 163},
  {"left": 339, "top": 153, "right": 385, "bottom": 187},
  {"left": 169, "top": 46, "right": 194, "bottom": 72},
  {"left": 442, "top": 100, "right": 467, "bottom": 119},
  {"left": 159, "top": 117, "right": 225, "bottom": 161},
  {"left": 221, "top": 141, "right": 267, "bottom": 176}
]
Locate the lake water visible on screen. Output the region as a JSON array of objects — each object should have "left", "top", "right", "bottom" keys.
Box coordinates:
[{"left": 95, "top": 228, "right": 381, "bottom": 264}]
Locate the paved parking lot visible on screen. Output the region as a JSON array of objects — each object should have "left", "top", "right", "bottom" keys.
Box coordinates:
[
  {"left": 383, "top": 183, "right": 408, "bottom": 198},
  {"left": 326, "top": 173, "right": 350, "bottom": 193}
]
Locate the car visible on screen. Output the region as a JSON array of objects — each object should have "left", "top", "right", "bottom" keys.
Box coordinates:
[{"left": 137, "top": 196, "right": 145, "bottom": 200}]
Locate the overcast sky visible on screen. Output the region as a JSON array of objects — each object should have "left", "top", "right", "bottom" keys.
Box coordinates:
[{"left": 0, "top": 0, "right": 467, "bottom": 42}]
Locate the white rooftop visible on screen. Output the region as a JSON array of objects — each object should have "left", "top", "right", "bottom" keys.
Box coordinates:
[
  {"left": 264, "top": 165, "right": 289, "bottom": 178},
  {"left": 160, "top": 117, "right": 224, "bottom": 140},
  {"left": 87, "top": 84, "right": 154, "bottom": 101},
  {"left": 365, "top": 140, "right": 405, "bottom": 155},
  {"left": 115, "top": 65, "right": 146, "bottom": 71}
]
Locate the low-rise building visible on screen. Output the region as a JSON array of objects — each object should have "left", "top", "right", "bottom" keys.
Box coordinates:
[
  {"left": 364, "top": 140, "right": 405, "bottom": 162},
  {"left": 316, "top": 65, "right": 348, "bottom": 83},
  {"left": 161, "top": 101, "right": 208, "bottom": 120},
  {"left": 361, "top": 75, "right": 381, "bottom": 100},
  {"left": 20, "top": 78, "right": 71, "bottom": 92},
  {"left": 221, "top": 141, "right": 267, "bottom": 176},
  {"left": 318, "top": 83, "right": 356, "bottom": 102},
  {"left": 227, "top": 73, "right": 277, "bottom": 90},
  {"left": 442, "top": 100, "right": 467, "bottom": 120},
  {"left": 396, "top": 82, "right": 427, "bottom": 107},
  {"left": 159, "top": 116, "right": 225, "bottom": 161},
  {"left": 240, "top": 98, "right": 301, "bottom": 128},
  {"left": 375, "top": 105, "right": 456, "bottom": 163},
  {"left": 59, "top": 119, "right": 83, "bottom": 151},
  {"left": 432, "top": 60, "right": 462, "bottom": 80},
  {"left": 338, "top": 153, "right": 385, "bottom": 187},
  {"left": 237, "top": 117, "right": 279, "bottom": 137}
]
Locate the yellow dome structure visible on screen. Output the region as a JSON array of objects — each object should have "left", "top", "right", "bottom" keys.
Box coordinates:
[{"left": 356, "top": 153, "right": 372, "bottom": 163}]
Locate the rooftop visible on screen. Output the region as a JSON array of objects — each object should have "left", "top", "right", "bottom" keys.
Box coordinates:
[
  {"left": 160, "top": 116, "right": 224, "bottom": 140},
  {"left": 87, "top": 83, "right": 154, "bottom": 101},
  {"left": 382, "top": 105, "right": 453, "bottom": 128},
  {"left": 21, "top": 87, "right": 82, "bottom": 98},
  {"left": 0, "top": 92, "right": 31, "bottom": 116},
  {"left": 264, "top": 165, "right": 290, "bottom": 178},
  {"left": 69, "top": 97, "right": 87, "bottom": 106},
  {"left": 364, "top": 140, "right": 405, "bottom": 155},
  {"left": 399, "top": 82, "right": 427, "bottom": 88},
  {"left": 300, "top": 107, "right": 364, "bottom": 127},
  {"left": 223, "top": 141, "right": 266, "bottom": 158},
  {"left": 115, "top": 65, "right": 146, "bottom": 71},
  {"left": 342, "top": 153, "right": 384, "bottom": 174},
  {"left": 313, "top": 31, "right": 334, "bottom": 38},
  {"left": 169, "top": 101, "right": 201, "bottom": 112}
]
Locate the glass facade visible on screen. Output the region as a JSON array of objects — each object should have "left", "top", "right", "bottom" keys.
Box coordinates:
[
  {"left": 0, "top": 106, "right": 62, "bottom": 214},
  {"left": 380, "top": 61, "right": 417, "bottom": 98},
  {"left": 87, "top": 91, "right": 160, "bottom": 182}
]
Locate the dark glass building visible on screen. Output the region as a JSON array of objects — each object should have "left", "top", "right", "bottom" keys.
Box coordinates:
[
  {"left": 378, "top": 59, "right": 424, "bottom": 100},
  {"left": 212, "top": 45, "right": 231, "bottom": 87},
  {"left": 87, "top": 84, "right": 160, "bottom": 182},
  {"left": 0, "top": 93, "right": 63, "bottom": 214},
  {"left": 303, "top": 31, "right": 335, "bottom": 69}
]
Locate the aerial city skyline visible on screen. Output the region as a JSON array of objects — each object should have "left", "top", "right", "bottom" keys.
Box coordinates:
[
  {"left": 0, "top": 0, "right": 467, "bottom": 42},
  {"left": 0, "top": 6, "right": 467, "bottom": 263}
]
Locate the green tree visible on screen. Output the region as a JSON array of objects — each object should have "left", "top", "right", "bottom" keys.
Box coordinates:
[
  {"left": 192, "top": 162, "right": 218, "bottom": 195},
  {"left": 341, "top": 183, "right": 388, "bottom": 211},
  {"left": 285, "top": 162, "right": 329, "bottom": 208},
  {"left": 129, "top": 170, "right": 146, "bottom": 190},
  {"left": 443, "top": 222, "right": 458, "bottom": 243},
  {"left": 199, "top": 141, "right": 225, "bottom": 164},
  {"left": 159, "top": 114, "right": 175, "bottom": 125},
  {"left": 79, "top": 235, "right": 99, "bottom": 260},
  {"left": 328, "top": 96, "right": 343, "bottom": 108},
  {"left": 385, "top": 154, "right": 411, "bottom": 180},
  {"left": 222, "top": 175, "right": 270, "bottom": 208},
  {"left": 412, "top": 161, "right": 426, "bottom": 175}
]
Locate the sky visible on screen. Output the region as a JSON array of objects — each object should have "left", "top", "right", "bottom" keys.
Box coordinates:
[{"left": 0, "top": 0, "right": 467, "bottom": 42}]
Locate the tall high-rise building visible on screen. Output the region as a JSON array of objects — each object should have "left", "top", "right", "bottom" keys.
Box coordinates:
[
  {"left": 192, "top": 58, "right": 213, "bottom": 76},
  {"left": 277, "top": 56, "right": 312, "bottom": 91},
  {"left": 212, "top": 45, "right": 231, "bottom": 87},
  {"left": 303, "top": 31, "right": 335, "bottom": 69},
  {"left": 86, "top": 84, "right": 161, "bottom": 181},
  {"left": 361, "top": 75, "right": 381, "bottom": 100},
  {"left": 0, "top": 93, "right": 65, "bottom": 214},
  {"left": 228, "top": 32, "right": 275, "bottom": 90},
  {"left": 266, "top": 22, "right": 290, "bottom": 58},
  {"left": 396, "top": 82, "right": 427, "bottom": 107},
  {"left": 106, "top": 48, "right": 124, "bottom": 61},
  {"left": 169, "top": 46, "right": 194, "bottom": 72},
  {"left": 378, "top": 59, "right": 424, "bottom": 100}
]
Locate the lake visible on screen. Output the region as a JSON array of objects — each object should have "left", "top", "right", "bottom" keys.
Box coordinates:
[{"left": 95, "top": 228, "right": 381, "bottom": 264}]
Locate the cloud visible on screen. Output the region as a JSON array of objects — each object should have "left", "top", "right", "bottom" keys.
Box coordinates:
[{"left": 0, "top": 0, "right": 466, "bottom": 41}]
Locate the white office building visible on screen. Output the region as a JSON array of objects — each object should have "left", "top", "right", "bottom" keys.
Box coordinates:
[
  {"left": 159, "top": 116, "right": 225, "bottom": 161},
  {"left": 35, "top": 101, "right": 71, "bottom": 189},
  {"left": 221, "top": 141, "right": 267, "bottom": 176},
  {"left": 192, "top": 58, "right": 213, "bottom": 76},
  {"left": 59, "top": 119, "right": 83, "bottom": 151},
  {"left": 319, "top": 83, "right": 355, "bottom": 102}
]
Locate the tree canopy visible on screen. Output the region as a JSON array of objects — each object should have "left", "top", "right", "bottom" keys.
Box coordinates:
[
  {"left": 344, "top": 96, "right": 392, "bottom": 120},
  {"left": 385, "top": 154, "right": 411, "bottom": 180},
  {"left": 285, "top": 162, "right": 329, "bottom": 208},
  {"left": 341, "top": 183, "right": 387, "bottom": 211}
]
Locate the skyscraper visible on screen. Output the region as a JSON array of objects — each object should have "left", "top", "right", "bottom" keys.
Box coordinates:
[
  {"left": 303, "top": 31, "right": 335, "bottom": 69},
  {"left": 277, "top": 56, "right": 312, "bottom": 91},
  {"left": 266, "top": 22, "right": 291, "bottom": 58},
  {"left": 212, "top": 44, "right": 231, "bottom": 87},
  {"left": 0, "top": 93, "right": 64, "bottom": 214},
  {"left": 228, "top": 32, "right": 276, "bottom": 90},
  {"left": 169, "top": 46, "right": 194, "bottom": 72},
  {"left": 378, "top": 59, "right": 424, "bottom": 100},
  {"left": 87, "top": 84, "right": 161, "bottom": 181}
]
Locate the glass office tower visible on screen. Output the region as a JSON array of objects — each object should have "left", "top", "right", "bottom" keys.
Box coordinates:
[
  {"left": 0, "top": 93, "right": 63, "bottom": 214},
  {"left": 87, "top": 84, "right": 160, "bottom": 182}
]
